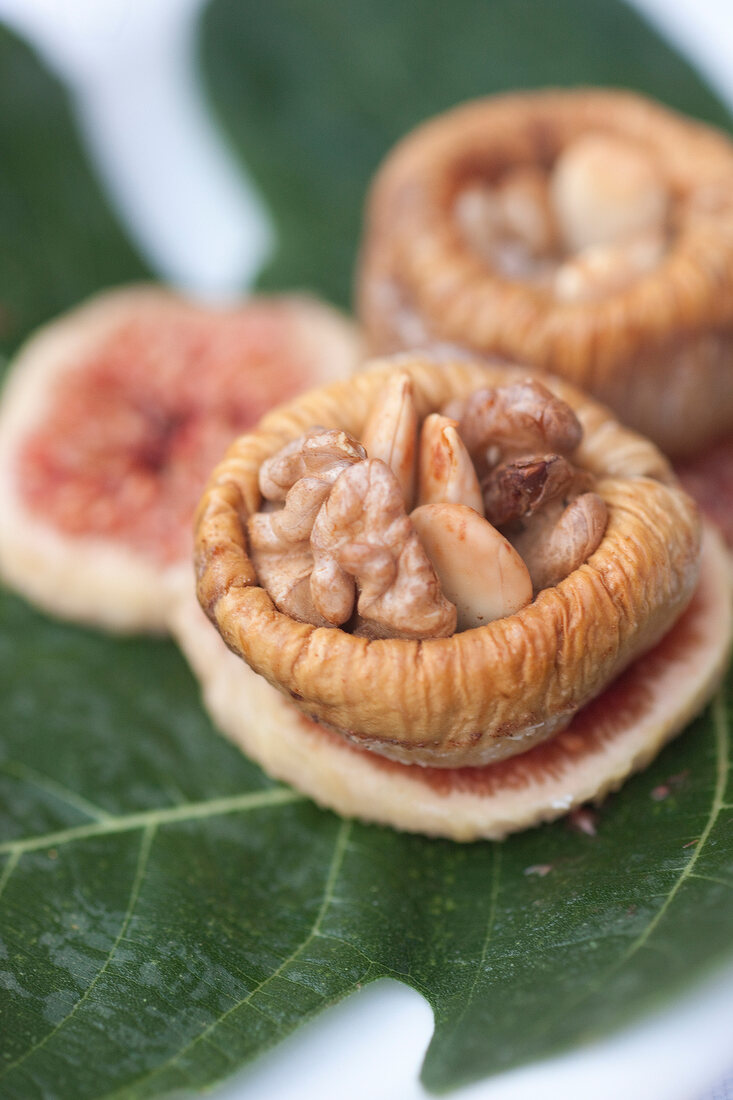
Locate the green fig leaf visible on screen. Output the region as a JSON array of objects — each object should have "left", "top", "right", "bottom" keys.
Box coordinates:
[
  {"left": 1, "top": 4, "right": 733, "bottom": 1099},
  {"left": 2, "top": 587, "right": 732, "bottom": 1099}
]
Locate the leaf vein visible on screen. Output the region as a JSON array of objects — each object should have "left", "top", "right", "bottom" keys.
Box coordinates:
[
  {"left": 0, "top": 824, "right": 156, "bottom": 1083},
  {"left": 0, "top": 759, "right": 113, "bottom": 822},
  {"left": 105, "top": 818, "right": 353, "bottom": 1098},
  {"left": 0, "top": 849, "right": 19, "bottom": 905},
  {"left": 0, "top": 786, "right": 304, "bottom": 856},
  {"left": 521, "top": 687, "right": 729, "bottom": 1042},
  {"left": 689, "top": 871, "right": 733, "bottom": 889},
  {"left": 313, "top": 928, "right": 378, "bottom": 968},
  {"left": 438, "top": 844, "right": 502, "bottom": 1036}
]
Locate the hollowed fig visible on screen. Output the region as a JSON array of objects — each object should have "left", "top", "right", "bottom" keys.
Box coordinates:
[{"left": 195, "top": 355, "right": 709, "bottom": 770}]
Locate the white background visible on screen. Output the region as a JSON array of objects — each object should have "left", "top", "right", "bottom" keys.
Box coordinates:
[{"left": 0, "top": 1, "right": 731, "bottom": 1098}]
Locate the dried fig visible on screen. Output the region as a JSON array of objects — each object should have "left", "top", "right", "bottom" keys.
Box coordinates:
[
  {"left": 196, "top": 355, "right": 712, "bottom": 770},
  {"left": 357, "top": 88, "right": 733, "bottom": 460}
]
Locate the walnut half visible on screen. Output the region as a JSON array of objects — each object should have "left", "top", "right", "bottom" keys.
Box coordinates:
[
  {"left": 249, "top": 424, "right": 456, "bottom": 639},
  {"left": 310, "top": 458, "right": 456, "bottom": 638},
  {"left": 247, "top": 428, "right": 365, "bottom": 625}
]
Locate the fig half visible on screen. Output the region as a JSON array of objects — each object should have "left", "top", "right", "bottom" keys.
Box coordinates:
[{"left": 0, "top": 286, "right": 361, "bottom": 632}]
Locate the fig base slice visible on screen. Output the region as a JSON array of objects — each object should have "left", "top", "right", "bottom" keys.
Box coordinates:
[
  {"left": 675, "top": 435, "right": 733, "bottom": 553},
  {"left": 171, "top": 525, "right": 731, "bottom": 842},
  {"left": 0, "top": 286, "right": 360, "bottom": 632}
]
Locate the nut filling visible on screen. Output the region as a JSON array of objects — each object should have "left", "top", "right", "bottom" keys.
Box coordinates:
[
  {"left": 455, "top": 133, "right": 670, "bottom": 300},
  {"left": 248, "top": 375, "right": 607, "bottom": 638}
]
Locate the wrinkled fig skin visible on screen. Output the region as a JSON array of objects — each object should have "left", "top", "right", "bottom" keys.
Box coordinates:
[
  {"left": 510, "top": 491, "right": 609, "bottom": 593},
  {"left": 361, "top": 372, "right": 418, "bottom": 508},
  {"left": 459, "top": 380, "right": 583, "bottom": 467},
  {"left": 195, "top": 357, "right": 702, "bottom": 768},
  {"left": 310, "top": 458, "right": 457, "bottom": 639},
  {"left": 178, "top": 527, "right": 731, "bottom": 840}
]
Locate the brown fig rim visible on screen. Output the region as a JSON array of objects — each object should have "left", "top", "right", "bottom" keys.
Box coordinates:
[
  {"left": 0, "top": 285, "right": 360, "bottom": 633},
  {"left": 175, "top": 525, "right": 731, "bottom": 841},
  {"left": 195, "top": 355, "right": 700, "bottom": 768}
]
